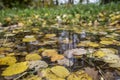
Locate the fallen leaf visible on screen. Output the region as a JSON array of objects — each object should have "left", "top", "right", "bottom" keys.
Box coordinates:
[
  {"left": 67, "top": 70, "right": 92, "bottom": 80},
  {"left": 2, "top": 62, "right": 28, "bottom": 76},
  {"left": 25, "top": 53, "right": 41, "bottom": 61},
  {"left": 42, "top": 49, "right": 58, "bottom": 57},
  {"left": 28, "top": 60, "right": 48, "bottom": 71},
  {"left": 84, "top": 67, "right": 98, "bottom": 80},
  {"left": 51, "top": 54, "right": 64, "bottom": 62},
  {"left": 22, "top": 35, "right": 36, "bottom": 42},
  {"left": 51, "top": 66, "right": 70, "bottom": 78},
  {"left": 0, "top": 56, "right": 17, "bottom": 65}
]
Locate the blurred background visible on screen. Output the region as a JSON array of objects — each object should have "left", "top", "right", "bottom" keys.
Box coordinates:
[{"left": 0, "top": 0, "right": 119, "bottom": 9}]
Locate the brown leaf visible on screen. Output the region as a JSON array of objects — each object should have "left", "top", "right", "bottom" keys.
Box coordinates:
[{"left": 84, "top": 67, "right": 98, "bottom": 80}]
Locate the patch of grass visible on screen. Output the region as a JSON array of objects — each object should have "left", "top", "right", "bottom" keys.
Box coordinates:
[{"left": 0, "top": 2, "right": 119, "bottom": 25}]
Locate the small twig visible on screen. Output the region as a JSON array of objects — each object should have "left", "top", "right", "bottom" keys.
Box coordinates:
[
  {"left": 97, "top": 66, "right": 107, "bottom": 80},
  {"left": 100, "top": 63, "right": 107, "bottom": 67},
  {"left": 14, "top": 72, "right": 28, "bottom": 80}
]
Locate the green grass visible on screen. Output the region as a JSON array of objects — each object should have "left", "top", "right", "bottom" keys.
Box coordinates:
[{"left": 0, "top": 2, "right": 120, "bottom": 24}]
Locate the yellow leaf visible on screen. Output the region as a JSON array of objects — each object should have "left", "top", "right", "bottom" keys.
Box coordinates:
[
  {"left": 2, "top": 62, "right": 28, "bottom": 76},
  {"left": 99, "top": 13, "right": 104, "bottom": 17},
  {"left": 18, "top": 22, "right": 24, "bottom": 27},
  {"left": 0, "top": 56, "right": 16, "bottom": 65},
  {"left": 5, "top": 17, "right": 11, "bottom": 22},
  {"left": 51, "top": 54, "right": 64, "bottom": 62},
  {"left": 44, "top": 34, "right": 56, "bottom": 39},
  {"left": 32, "top": 28, "right": 40, "bottom": 31},
  {"left": 77, "top": 41, "right": 99, "bottom": 47},
  {"left": 100, "top": 37, "right": 114, "bottom": 41},
  {"left": 0, "top": 47, "right": 12, "bottom": 53},
  {"left": 100, "top": 48, "right": 118, "bottom": 54},
  {"left": 67, "top": 73, "right": 79, "bottom": 80},
  {"left": 22, "top": 35, "right": 36, "bottom": 42},
  {"left": 25, "top": 53, "right": 41, "bottom": 61},
  {"left": 67, "top": 70, "right": 92, "bottom": 80},
  {"left": 42, "top": 49, "right": 58, "bottom": 57},
  {"left": 100, "top": 40, "right": 113, "bottom": 45},
  {"left": 87, "top": 42, "right": 99, "bottom": 47},
  {"left": 41, "top": 68, "right": 58, "bottom": 79},
  {"left": 93, "top": 50, "right": 105, "bottom": 58},
  {"left": 50, "top": 66, "right": 70, "bottom": 78}
]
